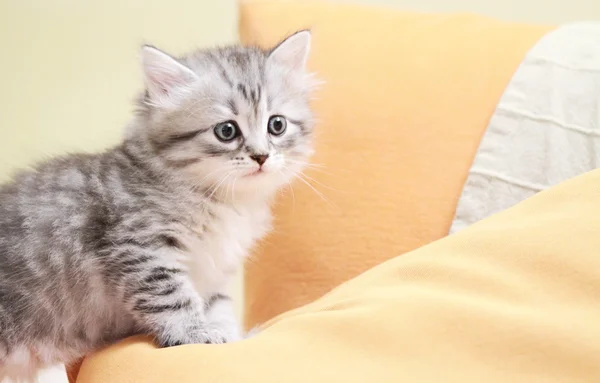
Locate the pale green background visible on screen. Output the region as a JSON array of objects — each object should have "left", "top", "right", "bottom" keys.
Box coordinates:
[{"left": 0, "top": 0, "right": 238, "bottom": 181}]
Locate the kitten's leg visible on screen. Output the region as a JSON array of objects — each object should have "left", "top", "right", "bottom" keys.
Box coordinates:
[
  {"left": 204, "top": 293, "right": 241, "bottom": 342},
  {"left": 122, "top": 258, "right": 228, "bottom": 347}
]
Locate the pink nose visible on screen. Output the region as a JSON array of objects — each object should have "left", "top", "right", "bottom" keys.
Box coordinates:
[{"left": 250, "top": 154, "right": 269, "bottom": 166}]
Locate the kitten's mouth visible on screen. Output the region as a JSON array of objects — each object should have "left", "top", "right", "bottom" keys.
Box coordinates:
[{"left": 245, "top": 169, "right": 263, "bottom": 177}]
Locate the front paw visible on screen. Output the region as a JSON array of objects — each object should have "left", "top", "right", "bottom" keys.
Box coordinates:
[
  {"left": 158, "top": 323, "right": 240, "bottom": 348},
  {"left": 199, "top": 323, "right": 241, "bottom": 344}
]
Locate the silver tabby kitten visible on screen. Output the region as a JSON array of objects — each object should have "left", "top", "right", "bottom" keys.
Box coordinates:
[{"left": 0, "top": 31, "right": 316, "bottom": 380}]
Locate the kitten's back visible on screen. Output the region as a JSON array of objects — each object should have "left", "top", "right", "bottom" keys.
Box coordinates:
[{"left": 0, "top": 152, "right": 139, "bottom": 376}]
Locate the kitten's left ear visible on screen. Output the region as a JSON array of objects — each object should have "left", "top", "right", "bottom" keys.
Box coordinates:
[
  {"left": 267, "top": 30, "right": 311, "bottom": 71},
  {"left": 141, "top": 45, "right": 199, "bottom": 106}
]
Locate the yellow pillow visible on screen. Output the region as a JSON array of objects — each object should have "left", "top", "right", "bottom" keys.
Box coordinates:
[
  {"left": 240, "top": 0, "right": 553, "bottom": 328},
  {"left": 77, "top": 166, "right": 600, "bottom": 382}
]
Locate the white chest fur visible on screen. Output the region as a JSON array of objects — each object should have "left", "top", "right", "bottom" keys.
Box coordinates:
[{"left": 182, "top": 202, "right": 272, "bottom": 295}]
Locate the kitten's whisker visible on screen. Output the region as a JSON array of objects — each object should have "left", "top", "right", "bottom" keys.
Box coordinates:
[
  {"left": 288, "top": 181, "right": 296, "bottom": 210},
  {"left": 226, "top": 172, "right": 238, "bottom": 202},
  {"left": 288, "top": 158, "right": 353, "bottom": 175},
  {"left": 222, "top": 171, "right": 233, "bottom": 202},
  {"left": 288, "top": 181, "right": 296, "bottom": 212},
  {"left": 298, "top": 172, "right": 346, "bottom": 194},
  {"left": 231, "top": 174, "right": 238, "bottom": 202},
  {"left": 194, "top": 166, "right": 226, "bottom": 187},
  {"left": 297, "top": 166, "right": 338, "bottom": 178},
  {"left": 285, "top": 159, "right": 328, "bottom": 169},
  {"left": 206, "top": 171, "right": 234, "bottom": 201},
  {"left": 295, "top": 174, "right": 330, "bottom": 205},
  {"left": 283, "top": 161, "right": 344, "bottom": 193},
  {"left": 191, "top": 166, "right": 229, "bottom": 197},
  {"left": 203, "top": 175, "right": 224, "bottom": 200},
  {"left": 278, "top": 170, "right": 296, "bottom": 211},
  {"left": 281, "top": 166, "right": 331, "bottom": 205},
  {"left": 285, "top": 160, "right": 341, "bottom": 177}
]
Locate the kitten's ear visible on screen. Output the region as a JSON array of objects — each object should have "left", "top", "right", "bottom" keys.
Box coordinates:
[
  {"left": 267, "top": 30, "right": 311, "bottom": 71},
  {"left": 141, "top": 45, "right": 198, "bottom": 106}
]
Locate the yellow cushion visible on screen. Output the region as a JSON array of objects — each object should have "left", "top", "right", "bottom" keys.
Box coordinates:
[
  {"left": 240, "top": 0, "right": 553, "bottom": 328},
  {"left": 77, "top": 166, "right": 600, "bottom": 382}
]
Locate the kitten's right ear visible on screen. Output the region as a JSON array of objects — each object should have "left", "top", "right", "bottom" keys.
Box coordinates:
[
  {"left": 268, "top": 30, "right": 311, "bottom": 71},
  {"left": 141, "top": 45, "right": 198, "bottom": 107}
]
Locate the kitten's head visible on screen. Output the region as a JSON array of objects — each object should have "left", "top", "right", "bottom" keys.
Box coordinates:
[{"left": 133, "top": 31, "right": 317, "bottom": 202}]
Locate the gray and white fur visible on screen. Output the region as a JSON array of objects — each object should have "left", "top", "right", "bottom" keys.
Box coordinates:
[{"left": 0, "top": 31, "right": 317, "bottom": 381}]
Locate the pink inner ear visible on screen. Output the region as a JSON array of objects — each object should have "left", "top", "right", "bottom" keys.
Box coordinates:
[{"left": 148, "top": 72, "right": 182, "bottom": 95}]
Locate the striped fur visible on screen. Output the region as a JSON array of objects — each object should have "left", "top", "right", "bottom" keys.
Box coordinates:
[{"left": 0, "top": 31, "right": 316, "bottom": 381}]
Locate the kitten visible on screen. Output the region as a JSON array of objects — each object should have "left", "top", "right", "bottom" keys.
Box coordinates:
[{"left": 0, "top": 30, "right": 317, "bottom": 381}]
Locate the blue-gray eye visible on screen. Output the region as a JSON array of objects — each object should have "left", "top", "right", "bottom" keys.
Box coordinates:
[
  {"left": 267, "top": 115, "right": 287, "bottom": 136},
  {"left": 214, "top": 121, "right": 239, "bottom": 142}
]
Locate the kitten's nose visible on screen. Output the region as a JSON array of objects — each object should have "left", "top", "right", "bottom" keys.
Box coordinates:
[{"left": 250, "top": 154, "right": 269, "bottom": 166}]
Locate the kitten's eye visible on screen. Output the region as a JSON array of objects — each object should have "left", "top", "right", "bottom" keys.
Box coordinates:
[
  {"left": 267, "top": 115, "right": 287, "bottom": 136},
  {"left": 214, "top": 121, "right": 239, "bottom": 142}
]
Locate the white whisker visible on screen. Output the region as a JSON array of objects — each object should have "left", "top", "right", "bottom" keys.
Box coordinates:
[
  {"left": 295, "top": 173, "right": 330, "bottom": 204},
  {"left": 285, "top": 159, "right": 346, "bottom": 177},
  {"left": 278, "top": 170, "right": 296, "bottom": 212},
  {"left": 281, "top": 166, "right": 331, "bottom": 205},
  {"left": 230, "top": 173, "right": 238, "bottom": 202},
  {"left": 298, "top": 171, "right": 346, "bottom": 194},
  {"left": 205, "top": 170, "right": 234, "bottom": 202}
]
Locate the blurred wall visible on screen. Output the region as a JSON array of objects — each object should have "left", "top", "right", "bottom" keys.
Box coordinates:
[
  {"left": 351, "top": 0, "right": 600, "bottom": 23},
  {"left": 0, "top": 0, "right": 237, "bottom": 180}
]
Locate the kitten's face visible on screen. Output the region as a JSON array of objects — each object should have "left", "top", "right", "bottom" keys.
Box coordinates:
[{"left": 137, "top": 31, "right": 317, "bottom": 201}]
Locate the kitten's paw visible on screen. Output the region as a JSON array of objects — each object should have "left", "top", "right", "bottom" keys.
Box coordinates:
[
  {"left": 158, "top": 338, "right": 186, "bottom": 348},
  {"left": 197, "top": 323, "right": 241, "bottom": 344},
  {"left": 157, "top": 324, "right": 240, "bottom": 347}
]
